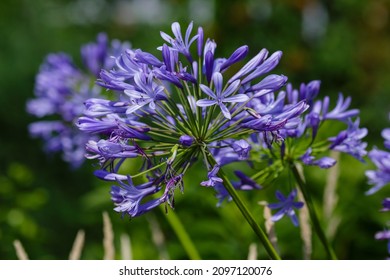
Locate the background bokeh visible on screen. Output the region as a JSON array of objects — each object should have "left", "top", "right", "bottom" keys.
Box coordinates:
[{"left": 1, "top": 0, "right": 390, "bottom": 259}]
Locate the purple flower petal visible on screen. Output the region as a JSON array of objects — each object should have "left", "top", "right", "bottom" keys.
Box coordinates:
[
  {"left": 219, "top": 103, "right": 231, "bottom": 119},
  {"left": 213, "top": 72, "right": 223, "bottom": 97},
  {"left": 199, "top": 84, "right": 217, "bottom": 99},
  {"left": 196, "top": 99, "right": 217, "bottom": 107},
  {"left": 228, "top": 48, "right": 268, "bottom": 83},
  {"left": 223, "top": 94, "right": 249, "bottom": 103}
]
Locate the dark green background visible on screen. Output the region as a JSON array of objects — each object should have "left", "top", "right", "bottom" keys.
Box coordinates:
[{"left": 1, "top": 0, "right": 390, "bottom": 259}]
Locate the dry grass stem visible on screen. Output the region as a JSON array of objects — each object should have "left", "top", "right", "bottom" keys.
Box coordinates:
[
  {"left": 297, "top": 188, "right": 312, "bottom": 259},
  {"left": 103, "top": 211, "right": 115, "bottom": 260},
  {"left": 295, "top": 164, "right": 312, "bottom": 259},
  {"left": 247, "top": 243, "right": 258, "bottom": 260},
  {"left": 68, "top": 230, "right": 85, "bottom": 260},
  {"left": 120, "top": 233, "right": 132, "bottom": 260},
  {"left": 323, "top": 151, "right": 341, "bottom": 238},
  {"left": 13, "top": 240, "right": 29, "bottom": 260},
  {"left": 258, "top": 201, "right": 279, "bottom": 252}
]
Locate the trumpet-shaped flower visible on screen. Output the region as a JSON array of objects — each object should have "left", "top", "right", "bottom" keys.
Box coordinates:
[
  {"left": 196, "top": 72, "right": 248, "bottom": 119},
  {"left": 268, "top": 189, "right": 304, "bottom": 226},
  {"left": 365, "top": 148, "right": 390, "bottom": 195},
  {"left": 110, "top": 176, "right": 162, "bottom": 218}
]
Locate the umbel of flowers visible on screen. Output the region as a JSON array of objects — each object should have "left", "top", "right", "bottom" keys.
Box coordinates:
[
  {"left": 78, "top": 22, "right": 307, "bottom": 219},
  {"left": 74, "top": 22, "right": 368, "bottom": 259},
  {"left": 28, "top": 22, "right": 369, "bottom": 259},
  {"left": 26, "top": 33, "right": 130, "bottom": 168}
]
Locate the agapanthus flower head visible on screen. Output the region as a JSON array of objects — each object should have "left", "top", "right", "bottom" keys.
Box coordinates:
[
  {"left": 27, "top": 33, "right": 129, "bottom": 168},
  {"left": 268, "top": 189, "right": 304, "bottom": 227},
  {"left": 76, "top": 22, "right": 310, "bottom": 217}
]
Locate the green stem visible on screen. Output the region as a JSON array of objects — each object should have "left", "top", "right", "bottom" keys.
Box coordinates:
[
  {"left": 206, "top": 154, "right": 281, "bottom": 260},
  {"left": 290, "top": 163, "right": 337, "bottom": 260},
  {"left": 158, "top": 205, "right": 201, "bottom": 260}
]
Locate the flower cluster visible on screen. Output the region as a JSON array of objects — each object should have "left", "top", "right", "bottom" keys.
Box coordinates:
[
  {"left": 28, "top": 22, "right": 369, "bottom": 233},
  {"left": 77, "top": 22, "right": 311, "bottom": 219},
  {"left": 70, "top": 22, "right": 370, "bottom": 227},
  {"left": 265, "top": 80, "right": 366, "bottom": 169},
  {"left": 27, "top": 19, "right": 390, "bottom": 261},
  {"left": 235, "top": 80, "right": 367, "bottom": 225},
  {"left": 366, "top": 115, "right": 390, "bottom": 257},
  {"left": 26, "top": 33, "right": 129, "bottom": 168}
]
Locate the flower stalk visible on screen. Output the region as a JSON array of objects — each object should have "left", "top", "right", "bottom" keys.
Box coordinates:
[{"left": 207, "top": 153, "right": 281, "bottom": 260}]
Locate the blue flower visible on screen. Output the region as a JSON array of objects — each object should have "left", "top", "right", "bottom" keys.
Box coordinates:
[
  {"left": 329, "top": 118, "right": 368, "bottom": 162},
  {"left": 213, "top": 171, "right": 261, "bottom": 206},
  {"left": 283, "top": 83, "right": 361, "bottom": 141},
  {"left": 365, "top": 148, "right": 390, "bottom": 195},
  {"left": 246, "top": 74, "right": 288, "bottom": 97},
  {"left": 322, "top": 93, "right": 359, "bottom": 121},
  {"left": 196, "top": 72, "right": 248, "bottom": 119},
  {"left": 85, "top": 139, "right": 139, "bottom": 166},
  {"left": 160, "top": 21, "right": 198, "bottom": 63},
  {"left": 83, "top": 98, "right": 130, "bottom": 118},
  {"left": 232, "top": 50, "right": 283, "bottom": 85},
  {"left": 77, "top": 115, "right": 151, "bottom": 140},
  {"left": 93, "top": 170, "right": 128, "bottom": 181},
  {"left": 200, "top": 165, "right": 223, "bottom": 187},
  {"left": 98, "top": 49, "right": 143, "bottom": 91},
  {"left": 286, "top": 80, "right": 321, "bottom": 107},
  {"left": 231, "top": 139, "right": 251, "bottom": 160},
  {"left": 300, "top": 148, "right": 337, "bottom": 169},
  {"left": 124, "top": 72, "right": 167, "bottom": 114},
  {"left": 110, "top": 176, "right": 162, "bottom": 218},
  {"left": 242, "top": 100, "right": 308, "bottom": 132},
  {"left": 268, "top": 189, "right": 304, "bottom": 226},
  {"left": 219, "top": 45, "right": 249, "bottom": 72}
]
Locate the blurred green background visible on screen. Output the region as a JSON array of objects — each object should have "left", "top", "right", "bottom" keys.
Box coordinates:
[{"left": 1, "top": 0, "right": 390, "bottom": 260}]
